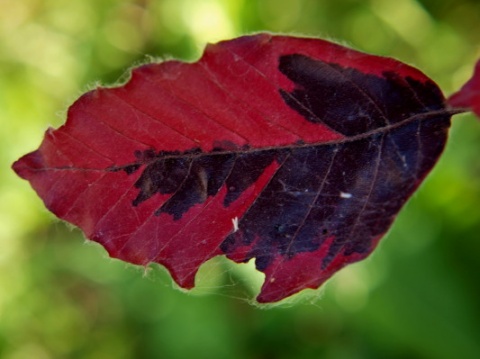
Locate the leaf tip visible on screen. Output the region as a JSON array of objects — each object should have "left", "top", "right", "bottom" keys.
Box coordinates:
[
  {"left": 447, "top": 59, "right": 480, "bottom": 119},
  {"left": 12, "top": 150, "right": 44, "bottom": 180}
]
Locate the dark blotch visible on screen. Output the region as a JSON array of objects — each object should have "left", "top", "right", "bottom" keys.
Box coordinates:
[
  {"left": 156, "top": 153, "right": 236, "bottom": 220},
  {"left": 221, "top": 54, "right": 450, "bottom": 272},
  {"left": 278, "top": 54, "right": 445, "bottom": 136},
  {"left": 132, "top": 155, "right": 192, "bottom": 207},
  {"left": 124, "top": 147, "right": 283, "bottom": 220}
]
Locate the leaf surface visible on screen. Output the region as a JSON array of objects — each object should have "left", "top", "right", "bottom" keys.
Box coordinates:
[{"left": 13, "top": 34, "right": 456, "bottom": 302}]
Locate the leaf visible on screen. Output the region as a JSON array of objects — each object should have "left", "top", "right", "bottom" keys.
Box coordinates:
[
  {"left": 448, "top": 59, "right": 480, "bottom": 118},
  {"left": 12, "top": 33, "right": 470, "bottom": 303}
]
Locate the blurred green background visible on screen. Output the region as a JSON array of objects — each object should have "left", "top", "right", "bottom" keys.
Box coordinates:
[{"left": 1, "top": 0, "right": 480, "bottom": 358}]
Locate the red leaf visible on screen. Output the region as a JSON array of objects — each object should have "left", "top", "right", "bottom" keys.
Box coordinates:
[
  {"left": 13, "top": 34, "right": 465, "bottom": 303},
  {"left": 448, "top": 60, "right": 480, "bottom": 118}
]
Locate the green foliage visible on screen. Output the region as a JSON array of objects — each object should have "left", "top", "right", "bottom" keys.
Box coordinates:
[{"left": 1, "top": 0, "right": 479, "bottom": 358}]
